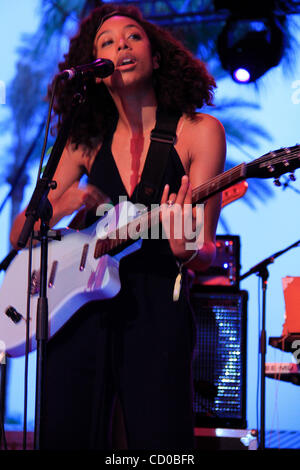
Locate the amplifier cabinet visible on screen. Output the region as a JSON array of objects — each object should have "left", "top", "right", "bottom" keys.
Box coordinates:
[{"left": 191, "top": 289, "right": 248, "bottom": 429}]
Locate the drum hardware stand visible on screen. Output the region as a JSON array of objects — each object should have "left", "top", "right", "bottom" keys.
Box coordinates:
[{"left": 240, "top": 239, "right": 300, "bottom": 450}]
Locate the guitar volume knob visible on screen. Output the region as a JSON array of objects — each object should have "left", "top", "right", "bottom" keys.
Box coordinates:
[{"left": 5, "top": 306, "right": 23, "bottom": 324}]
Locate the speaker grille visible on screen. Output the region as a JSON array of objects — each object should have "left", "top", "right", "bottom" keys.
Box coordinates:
[{"left": 191, "top": 290, "right": 248, "bottom": 428}]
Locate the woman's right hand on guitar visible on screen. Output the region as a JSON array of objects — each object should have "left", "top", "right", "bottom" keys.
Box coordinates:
[
  {"left": 9, "top": 182, "right": 108, "bottom": 250},
  {"left": 51, "top": 181, "right": 109, "bottom": 222}
]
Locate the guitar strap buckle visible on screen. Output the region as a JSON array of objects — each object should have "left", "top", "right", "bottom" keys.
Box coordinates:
[{"left": 150, "top": 129, "right": 177, "bottom": 145}]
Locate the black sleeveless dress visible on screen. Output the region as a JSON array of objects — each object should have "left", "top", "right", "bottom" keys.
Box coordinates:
[{"left": 41, "top": 122, "right": 196, "bottom": 451}]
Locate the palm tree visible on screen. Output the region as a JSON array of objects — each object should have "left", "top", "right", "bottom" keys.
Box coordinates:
[
  {"left": 0, "top": 62, "right": 46, "bottom": 234},
  {"left": 0, "top": 24, "right": 64, "bottom": 237}
]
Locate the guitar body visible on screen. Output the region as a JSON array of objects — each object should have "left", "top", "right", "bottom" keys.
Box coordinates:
[
  {"left": 0, "top": 201, "right": 142, "bottom": 357},
  {"left": 1, "top": 144, "right": 300, "bottom": 357}
]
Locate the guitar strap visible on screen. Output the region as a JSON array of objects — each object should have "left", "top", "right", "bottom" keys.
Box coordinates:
[{"left": 136, "top": 107, "right": 182, "bottom": 207}]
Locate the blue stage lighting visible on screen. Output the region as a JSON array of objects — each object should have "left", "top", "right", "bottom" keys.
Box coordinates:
[
  {"left": 217, "top": 17, "right": 285, "bottom": 83},
  {"left": 233, "top": 68, "right": 251, "bottom": 83}
]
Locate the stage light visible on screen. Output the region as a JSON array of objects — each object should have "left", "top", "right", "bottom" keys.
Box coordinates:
[
  {"left": 214, "top": 0, "right": 278, "bottom": 19},
  {"left": 233, "top": 68, "right": 251, "bottom": 83},
  {"left": 217, "top": 16, "right": 285, "bottom": 83}
]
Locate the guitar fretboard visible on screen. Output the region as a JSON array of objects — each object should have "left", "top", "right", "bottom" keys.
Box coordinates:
[
  {"left": 191, "top": 163, "right": 246, "bottom": 203},
  {"left": 94, "top": 163, "right": 247, "bottom": 259}
]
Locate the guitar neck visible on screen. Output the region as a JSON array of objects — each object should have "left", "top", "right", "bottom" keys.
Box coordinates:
[
  {"left": 94, "top": 143, "right": 300, "bottom": 259},
  {"left": 94, "top": 208, "right": 156, "bottom": 259},
  {"left": 94, "top": 163, "right": 247, "bottom": 259},
  {"left": 191, "top": 163, "right": 246, "bottom": 204}
]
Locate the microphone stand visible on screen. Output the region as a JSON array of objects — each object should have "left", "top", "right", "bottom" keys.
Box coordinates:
[
  {"left": 17, "top": 91, "right": 84, "bottom": 450},
  {"left": 240, "top": 239, "right": 300, "bottom": 450}
]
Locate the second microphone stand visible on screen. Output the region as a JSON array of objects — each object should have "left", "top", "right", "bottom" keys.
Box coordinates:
[{"left": 240, "top": 239, "right": 300, "bottom": 450}]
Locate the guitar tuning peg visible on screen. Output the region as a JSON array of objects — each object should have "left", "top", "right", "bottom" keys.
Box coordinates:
[
  {"left": 274, "top": 178, "right": 281, "bottom": 187},
  {"left": 289, "top": 172, "right": 296, "bottom": 182}
]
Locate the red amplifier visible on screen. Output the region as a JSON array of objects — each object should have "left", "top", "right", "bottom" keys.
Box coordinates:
[{"left": 193, "top": 235, "right": 241, "bottom": 289}]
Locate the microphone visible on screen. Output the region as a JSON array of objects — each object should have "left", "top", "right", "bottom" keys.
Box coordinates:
[{"left": 59, "top": 58, "right": 114, "bottom": 80}]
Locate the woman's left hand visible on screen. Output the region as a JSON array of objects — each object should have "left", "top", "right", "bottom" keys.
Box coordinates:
[{"left": 160, "top": 175, "right": 200, "bottom": 261}]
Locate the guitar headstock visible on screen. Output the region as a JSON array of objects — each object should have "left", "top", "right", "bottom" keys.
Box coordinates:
[{"left": 246, "top": 145, "right": 300, "bottom": 181}]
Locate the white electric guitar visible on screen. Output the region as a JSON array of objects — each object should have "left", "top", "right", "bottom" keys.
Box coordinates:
[{"left": 0, "top": 145, "right": 299, "bottom": 357}]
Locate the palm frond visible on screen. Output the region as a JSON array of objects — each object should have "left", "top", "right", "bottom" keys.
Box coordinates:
[
  {"left": 209, "top": 98, "right": 261, "bottom": 112},
  {"left": 222, "top": 119, "right": 272, "bottom": 150}
]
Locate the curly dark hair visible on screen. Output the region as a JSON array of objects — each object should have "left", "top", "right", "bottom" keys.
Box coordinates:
[{"left": 49, "top": 3, "right": 216, "bottom": 151}]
